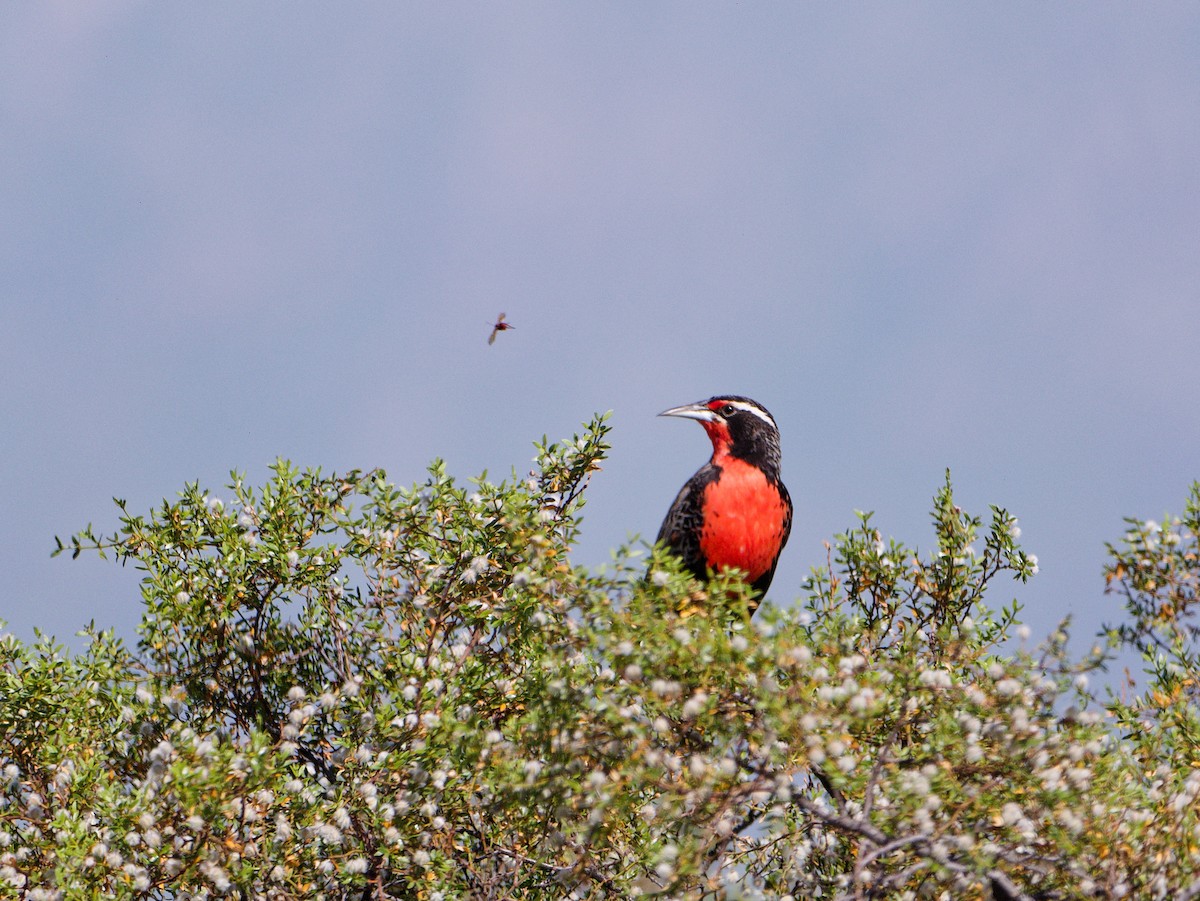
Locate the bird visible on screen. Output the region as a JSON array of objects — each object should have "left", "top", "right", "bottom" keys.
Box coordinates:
[
  {"left": 655, "top": 396, "right": 792, "bottom": 613},
  {"left": 487, "top": 312, "right": 514, "bottom": 345}
]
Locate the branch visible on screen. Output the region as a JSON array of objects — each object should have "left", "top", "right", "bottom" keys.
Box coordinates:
[
  {"left": 794, "top": 795, "right": 1046, "bottom": 901},
  {"left": 986, "top": 869, "right": 1038, "bottom": 901}
]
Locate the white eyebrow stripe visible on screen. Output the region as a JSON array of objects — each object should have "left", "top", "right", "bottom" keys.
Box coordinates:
[{"left": 725, "top": 400, "right": 776, "bottom": 428}]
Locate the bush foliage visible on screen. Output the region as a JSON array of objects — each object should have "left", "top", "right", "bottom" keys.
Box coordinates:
[{"left": 2, "top": 414, "right": 1198, "bottom": 898}]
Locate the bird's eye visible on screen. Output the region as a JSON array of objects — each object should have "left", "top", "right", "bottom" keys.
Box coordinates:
[{"left": 720, "top": 403, "right": 737, "bottom": 417}]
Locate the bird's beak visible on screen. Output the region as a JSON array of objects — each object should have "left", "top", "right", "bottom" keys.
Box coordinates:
[{"left": 658, "top": 402, "right": 717, "bottom": 423}]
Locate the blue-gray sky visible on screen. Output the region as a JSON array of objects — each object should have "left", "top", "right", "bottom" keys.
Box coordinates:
[{"left": 3, "top": 6, "right": 1198, "bottom": 672}]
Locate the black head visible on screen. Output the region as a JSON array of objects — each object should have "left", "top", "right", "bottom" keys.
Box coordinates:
[{"left": 659, "top": 395, "right": 783, "bottom": 475}]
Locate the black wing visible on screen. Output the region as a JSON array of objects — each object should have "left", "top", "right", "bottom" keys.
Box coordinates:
[{"left": 656, "top": 464, "right": 719, "bottom": 582}]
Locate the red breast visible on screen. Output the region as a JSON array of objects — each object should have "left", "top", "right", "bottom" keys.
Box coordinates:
[{"left": 698, "top": 455, "right": 789, "bottom": 582}]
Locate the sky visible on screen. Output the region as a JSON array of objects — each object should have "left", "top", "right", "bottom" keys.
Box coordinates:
[{"left": 3, "top": 5, "right": 1198, "bottom": 682}]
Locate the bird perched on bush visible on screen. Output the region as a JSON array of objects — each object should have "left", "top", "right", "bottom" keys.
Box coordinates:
[{"left": 655, "top": 396, "right": 792, "bottom": 613}]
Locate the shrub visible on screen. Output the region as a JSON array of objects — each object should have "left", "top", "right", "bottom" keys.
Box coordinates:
[{"left": 0, "top": 414, "right": 1196, "bottom": 898}]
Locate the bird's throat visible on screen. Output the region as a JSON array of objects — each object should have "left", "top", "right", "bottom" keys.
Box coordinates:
[{"left": 702, "top": 422, "right": 734, "bottom": 459}]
